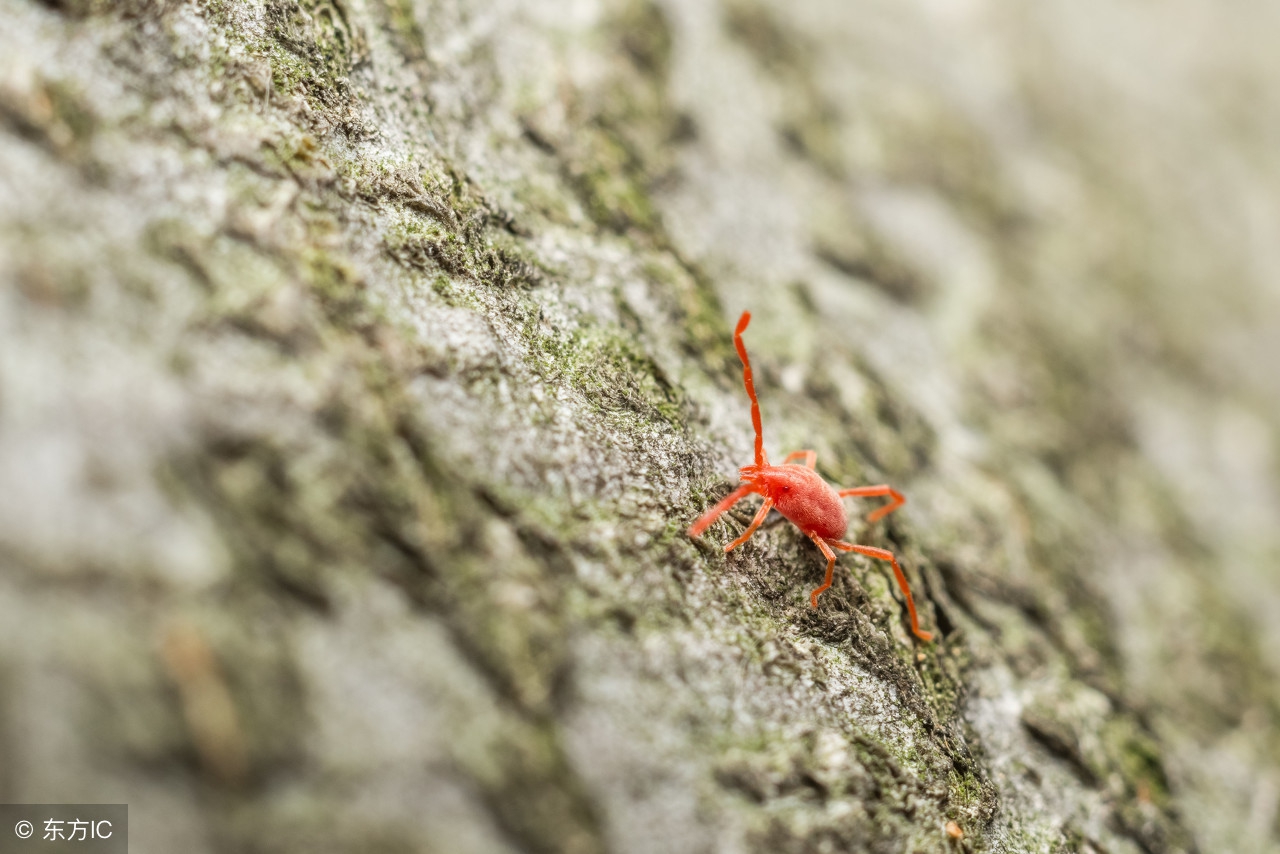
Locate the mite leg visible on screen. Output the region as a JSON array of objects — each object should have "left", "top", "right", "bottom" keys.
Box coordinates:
[
  {"left": 688, "top": 484, "right": 754, "bottom": 538},
  {"left": 806, "top": 533, "right": 839, "bottom": 608},
  {"left": 830, "top": 540, "right": 933, "bottom": 642},
  {"left": 783, "top": 450, "right": 817, "bottom": 469},
  {"left": 725, "top": 498, "right": 774, "bottom": 552},
  {"left": 837, "top": 484, "right": 905, "bottom": 523},
  {"left": 734, "top": 312, "right": 768, "bottom": 467}
]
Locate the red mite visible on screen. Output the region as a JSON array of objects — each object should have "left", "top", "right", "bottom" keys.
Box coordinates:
[{"left": 688, "top": 311, "right": 933, "bottom": 642}]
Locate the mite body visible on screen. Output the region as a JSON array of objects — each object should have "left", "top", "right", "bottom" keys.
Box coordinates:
[
  {"left": 743, "top": 463, "right": 846, "bottom": 540},
  {"left": 688, "top": 311, "right": 933, "bottom": 642}
]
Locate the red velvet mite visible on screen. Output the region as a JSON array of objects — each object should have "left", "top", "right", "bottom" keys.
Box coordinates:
[{"left": 688, "top": 311, "right": 933, "bottom": 642}]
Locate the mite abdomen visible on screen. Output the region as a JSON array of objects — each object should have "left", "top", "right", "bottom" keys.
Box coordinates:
[{"left": 770, "top": 467, "right": 847, "bottom": 540}]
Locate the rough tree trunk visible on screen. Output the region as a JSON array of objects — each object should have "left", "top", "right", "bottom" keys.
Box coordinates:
[{"left": 3, "top": 1, "right": 1280, "bottom": 852}]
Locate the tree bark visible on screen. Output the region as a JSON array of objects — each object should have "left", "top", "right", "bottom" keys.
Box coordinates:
[{"left": 3, "top": 1, "right": 1279, "bottom": 852}]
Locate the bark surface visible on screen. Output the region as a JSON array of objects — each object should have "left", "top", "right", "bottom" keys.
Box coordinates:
[{"left": 3, "top": 1, "right": 1280, "bottom": 852}]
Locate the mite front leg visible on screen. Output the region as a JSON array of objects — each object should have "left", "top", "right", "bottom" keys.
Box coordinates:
[
  {"left": 688, "top": 484, "right": 754, "bottom": 538},
  {"left": 782, "top": 450, "right": 817, "bottom": 469},
  {"left": 837, "top": 484, "right": 905, "bottom": 523},
  {"left": 725, "top": 498, "right": 774, "bottom": 552},
  {"left": 830, "top": 540, "right": 933, "bottom": 642},
  {"left": 806, "top": 533, "right": 838, "bottom": 607}
]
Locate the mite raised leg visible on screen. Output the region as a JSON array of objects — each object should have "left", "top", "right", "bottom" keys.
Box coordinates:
[
  {"left": 830, "top": 540, "right": 933, "bottom": 641},
  {"left": 783, "top": 450, "right": 817, "bottom": 469},
  {"left": 838, "top": 484, "right": 905, "bottom": 523},
  {"left": 733, "top": 312, "right": 768, "bottom": 468},
  {"left": 725, "top": 498, "right": 774, "bottom": 552},
  {"left": 806, "top": 533, "right": 838, "bottom": 608},
  {"left": 688, "top": 483, "right": 754, "bottom": 538}
]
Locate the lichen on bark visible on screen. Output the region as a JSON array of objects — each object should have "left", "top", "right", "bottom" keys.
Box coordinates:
[{"left": 3, "top": 1, "right": 1280, "bottom": 853}]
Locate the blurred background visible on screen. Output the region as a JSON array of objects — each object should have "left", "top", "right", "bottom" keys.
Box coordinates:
[{"left": 2, "top": 0, "right": 1279, "bottom": 851}]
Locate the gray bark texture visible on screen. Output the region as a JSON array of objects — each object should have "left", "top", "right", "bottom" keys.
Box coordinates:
[{"left": 3, "top": 0, "right": 1280, "bottom": 852}]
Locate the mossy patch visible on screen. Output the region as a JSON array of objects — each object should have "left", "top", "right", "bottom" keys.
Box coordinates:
[
  {"left": 517, "top": 0, "right": 688, "bottom": 236},
  {"left": 521, "top": 319, "right": 684, "bottom": 428}
]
